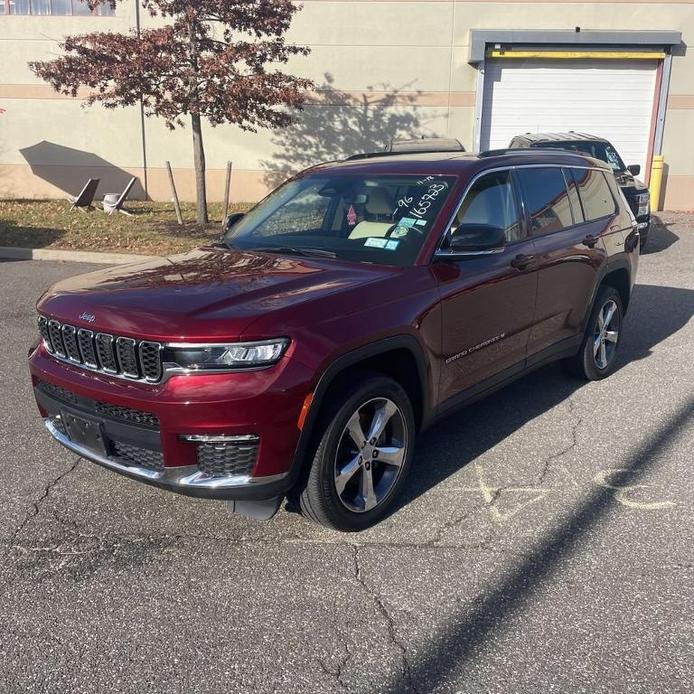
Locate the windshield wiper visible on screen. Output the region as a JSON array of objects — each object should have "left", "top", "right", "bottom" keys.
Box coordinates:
[{"left": 249, "top": 246, "right": 337, "bottom": 259}]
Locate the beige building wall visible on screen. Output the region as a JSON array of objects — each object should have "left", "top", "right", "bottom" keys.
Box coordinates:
[{"left": 0, "top": 0, "right": 692, "bottom": 209}]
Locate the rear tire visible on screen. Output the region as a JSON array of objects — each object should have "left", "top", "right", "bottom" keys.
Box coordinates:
[
  {"left": 563, "top": 286, "right": 623, "bottom": 381},
  {"left": 293, "top": 374, "right": 415, "bottom": 531}
]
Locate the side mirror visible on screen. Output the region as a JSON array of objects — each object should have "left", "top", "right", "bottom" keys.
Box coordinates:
[
  {"left": 224, "top": 211, "right": 245, "bottom": 232},
  {"left": 443, "top": 224, "right": 506, "bottom": 255},
  {"left": 627, "top": 164, "right": 641, "bottom": 177}
]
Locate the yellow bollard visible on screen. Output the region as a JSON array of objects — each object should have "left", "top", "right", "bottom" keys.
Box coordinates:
[{"left": 649, "top": 155, "right": 664, "bottom": 211}]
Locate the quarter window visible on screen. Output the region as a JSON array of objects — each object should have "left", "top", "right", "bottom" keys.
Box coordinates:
[
  {"left": 452, "top": 170, "right": 522, "bottom": 244},
  {"left": 572, "top": 168, "right": 617, "bottom": 221},
  {"left": 516, "top": 167, "right": 574, "bottom": 236}
]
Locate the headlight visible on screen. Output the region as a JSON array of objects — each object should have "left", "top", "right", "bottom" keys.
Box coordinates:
[
  {"left": 636, "top": 191, "right": 650, "bottom": 218},
  {"left": 166, "top": 339, "right": 289, "bottom": 371}
]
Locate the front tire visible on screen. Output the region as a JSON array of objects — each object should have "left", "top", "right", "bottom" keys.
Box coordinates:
[
  {"left": 564, "top": 286, "right": 623, "bottom": 381},
  {"left": 294, "top": 374, "right": 415, "bottom": 531}
]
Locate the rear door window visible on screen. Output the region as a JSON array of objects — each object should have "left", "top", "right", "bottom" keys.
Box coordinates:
[
  {"left": 452, "top": 169, "right": 523, "bottom": 244},
  {"left": 571, "top": 168, "right": 617, "bottom": 221},
  {"left": 516, "top": 167, "right": 574, "bottom": 236},
  {"left": 563, "top": 168, "right": 585, "bottom": 224}
]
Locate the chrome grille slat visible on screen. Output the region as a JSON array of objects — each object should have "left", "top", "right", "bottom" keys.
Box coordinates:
[
  {"left": 139, "top": 341, "right": 163, "bottom": 382},
  {"left": 95, "top": 333, "right": 118, "bottom": 374},
  {"left": 48, "top": 320, "right": 66, "bottom": 357},
  {"left": 38, "top": 316, "right": 53, "bottom": 352},
  {"left": 116, "top": 337, "right": 140, "bottom": 379},
  {"left": 77, "top": 329, "right": 98, "bottom": 368},
  {"left": 62, "top": 325, "right": 81, "bottom": 363},
  {"left": 37, "top": 316, "right": 163, "bottom": 384}
]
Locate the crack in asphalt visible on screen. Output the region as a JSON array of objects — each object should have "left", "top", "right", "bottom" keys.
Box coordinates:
[
  {"left": 537, "top": 398, "right": 583, "bottom": 485},
  {"left": 351, "top": 544, "right": 420, "bottom": 694},
  {"left": 316, "top": 640, "right": 352, "bottom": 692},
  {"left": 10, "top": 458, "right": 80, "bottom": 541},
  {"left": 318, "top": 608, "right": 355, "bottom": 692}
]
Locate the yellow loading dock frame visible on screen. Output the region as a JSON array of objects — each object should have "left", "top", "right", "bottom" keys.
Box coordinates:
[{"left": 469, "top": 30, "right": 682, "bottom": 209}]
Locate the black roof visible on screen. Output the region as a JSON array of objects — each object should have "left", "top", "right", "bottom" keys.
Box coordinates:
[{"left": 515, "top": 131, "right": 610, "bottom": 144}]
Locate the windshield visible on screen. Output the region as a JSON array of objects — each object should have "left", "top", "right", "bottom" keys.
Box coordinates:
[
  {"left": 535, "top": 141, "right": 626, "bottom": 172},
  {"left": 224, "top": 173, "right": 456, "bottom": 266}
]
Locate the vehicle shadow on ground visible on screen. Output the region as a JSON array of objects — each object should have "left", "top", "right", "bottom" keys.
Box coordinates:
[
  {"left": 384, "top": 396, "right": 694, "bottom": 694},
  {"left": 642, "top": 215, "right": 680, "bottom": 255},
  {"left": 398, "top": 283, "right": 694, "bottom": 511}
]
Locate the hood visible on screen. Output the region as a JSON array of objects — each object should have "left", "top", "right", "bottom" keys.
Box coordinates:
[{"left": 37, "top": 247, "right": 395, "bottom": 341}]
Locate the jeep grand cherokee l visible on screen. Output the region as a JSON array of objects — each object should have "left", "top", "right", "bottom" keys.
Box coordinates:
[
  {"left": 29, "top": 150, "right": 640, "bottom": 531},
  {"left": 508, "top": 132, "right": 651, "bottom": 246}
]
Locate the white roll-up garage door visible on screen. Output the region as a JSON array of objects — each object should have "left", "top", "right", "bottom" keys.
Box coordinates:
[{"left": 479, "top": 58, "right": 659, "bottom": 174}]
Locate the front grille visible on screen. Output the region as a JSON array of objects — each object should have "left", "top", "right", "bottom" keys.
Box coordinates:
[
  {"left": 62, "top": 325, "right": 81, "bottom": 362},
  {"left": 38, "top": 316, "right": 52, "bottom": 350},
  {"left": 37, "top": 380, "right": 159, "bottom": 429},
  {"left": 94, "top": 401, "right": 159, "bottom": 428},
  {"left": 38, "top": 315, "right": 163, "bottom": 384},
  {"left": 38, "top": 380, "right": 78, "bottom": 404},
  {"left": 95, "top": 333, "right": 118, "bottom": 373},
  {"left": 48, "top": 320, "right": 66, "bottom": 357},
  {"left": 140, "top": 342, "right": 162, "bottom": 382},
  {"left": 196, "top": 441, "right": 258, "bottom": 478},
  {"left": 77, "top": 329, "right": 98, "bottom": 368},
  {"left": 111, "top": 441, "right": 164, "bottom": 472},
  {"left": 116, "top": 338, "right": 139, "bottom": 378}
]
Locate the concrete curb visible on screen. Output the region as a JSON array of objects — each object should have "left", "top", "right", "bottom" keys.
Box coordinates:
[{"left": 0, "top": 246, "right": 158, "bottom": 265}]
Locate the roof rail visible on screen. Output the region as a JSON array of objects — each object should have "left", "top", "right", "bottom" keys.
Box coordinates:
[
  {"left": 346, "top": 137, "right": 466, "bottom": 161},
  {"left": 478, "top": 147, "right": 586, "bottom": 158}
]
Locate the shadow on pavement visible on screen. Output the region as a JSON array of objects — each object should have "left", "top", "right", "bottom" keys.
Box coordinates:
[
  {"left": 642, "top": 215, "right": 680, "bottom": 255},
  {"left": 384, "top": 396, "right": 694, "bottom": 693},
  {"left": 401, "top": 283, "right": 694, "bottom": 509}
]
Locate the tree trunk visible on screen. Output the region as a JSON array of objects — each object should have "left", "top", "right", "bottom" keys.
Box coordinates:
[{"left": 191, "top": 112, "right": 208, "bottom": 225}]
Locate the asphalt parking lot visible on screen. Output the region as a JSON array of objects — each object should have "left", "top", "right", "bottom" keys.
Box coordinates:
[{"left": 1, "top": 214, "right": 692, "bottom": 694}]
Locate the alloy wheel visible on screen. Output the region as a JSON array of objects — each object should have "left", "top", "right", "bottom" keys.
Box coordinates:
[
  {"left": 593, "top": 299, "right": 620, "bottom": 370},
  {"left": 333, "top": 397, "right": 407, "bottom": 513}
]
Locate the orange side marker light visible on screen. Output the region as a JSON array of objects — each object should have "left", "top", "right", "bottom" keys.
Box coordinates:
[{"left": 297, "top": 392, "right": 314, "bottom": 431}]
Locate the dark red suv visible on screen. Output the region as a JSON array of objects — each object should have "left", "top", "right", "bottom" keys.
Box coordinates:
[{"left": 29, "top": 150, "right": 640, "bottom": 530}]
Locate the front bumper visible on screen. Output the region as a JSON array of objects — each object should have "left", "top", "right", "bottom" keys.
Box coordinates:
[
  {"left": 30, "top": 343, "right": 314, "bottom": 500},
  {"left": 43, "top": 417, "right": 291, "bottom": 500}
]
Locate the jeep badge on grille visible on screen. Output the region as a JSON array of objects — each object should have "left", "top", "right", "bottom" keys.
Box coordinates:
[{"left": 79, "top": 312, "right": 96, "bottom": 323}]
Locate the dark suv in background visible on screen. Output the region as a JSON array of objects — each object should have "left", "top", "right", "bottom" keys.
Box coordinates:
[
  {"left": 508, "top": 132, "right": 651, "bottom": 246},
  {"left": 30, "top": 148, "right": 639, "bottom": 531}
]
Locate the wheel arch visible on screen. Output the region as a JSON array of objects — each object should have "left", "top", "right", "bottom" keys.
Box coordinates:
[
  {"left": 600, "top": 265, "right": 631, "bottom": 314},
  {"left": 586, "top": 258, "right": 633, "bottom": 331},
  {"left": 290, "top": 336, "right": 432, "bottom": 476}
]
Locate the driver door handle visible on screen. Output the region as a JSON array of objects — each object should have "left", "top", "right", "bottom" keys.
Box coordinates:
[{"left": 511, "top": 253, "right": 537, "bottom": 271}]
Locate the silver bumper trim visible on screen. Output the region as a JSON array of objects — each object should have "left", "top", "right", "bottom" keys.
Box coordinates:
[{"left": 44, "top": 418, "right": 288, "bottom": 490}]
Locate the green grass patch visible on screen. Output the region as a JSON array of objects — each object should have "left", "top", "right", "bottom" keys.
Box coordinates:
[{"left": 0, "top": 199, "right": 253, "bottom": 256}]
